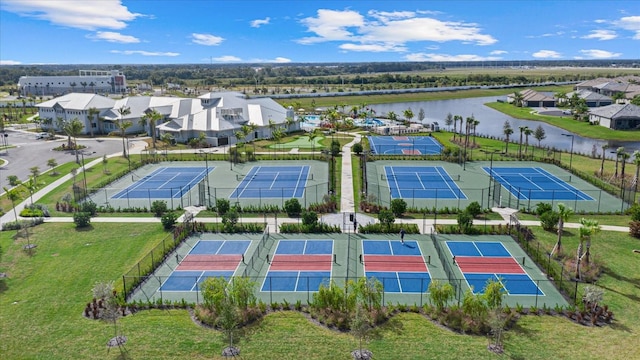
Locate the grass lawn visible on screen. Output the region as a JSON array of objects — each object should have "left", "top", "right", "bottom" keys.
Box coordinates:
[
  {"left": 1, "top": 222, "right": 639, "bottom": 359},
  {"left": 486, "top": 102, "right": 640, "bottom": 141}
]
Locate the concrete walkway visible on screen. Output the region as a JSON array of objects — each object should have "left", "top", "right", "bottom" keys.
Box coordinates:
[{"left": 339, "top": 132, "right": 362, "bottom": 213}]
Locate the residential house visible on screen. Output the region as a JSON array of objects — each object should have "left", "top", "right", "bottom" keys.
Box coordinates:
[{"left": 589, "top": 103, "right": 640, "bottom": 130}]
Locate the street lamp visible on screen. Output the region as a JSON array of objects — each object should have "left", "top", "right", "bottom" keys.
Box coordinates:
[
  {"left": 480, "top": 149, "right": 503, "bottom": 206},
  {"left": 561, "top": 134, "right": 574, "bottom": 171},
  {"left": 199, "top": 150, "right": 211, "bottom": 206}
]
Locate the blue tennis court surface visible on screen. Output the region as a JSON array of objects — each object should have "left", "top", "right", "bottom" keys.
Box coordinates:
[
  {"left": 261, "top": 240, "right": 333, "bottom": 292},
  {"left": 230, "top": 165, "right": 310, "bottom": 199},
  {"left": 160, "top": 240, "right": 250, "bottom": 292},
  {"left": 113, "top": 166, "right": 212, "bottom": 199},
  {"left": 484, "top": 167, "right": 593, "bottom": 201},
  {"left": 362, "top": 240, "right": 430, "bottom": 293},
  {"left": 385, "top": 166, "right": 466, "bottom": 199},
  {"left": 446, "top": 241, "right": 543, "bottom": 296},
  {"left": 368, "top": 136, "right": 443, "bottom": 155}
]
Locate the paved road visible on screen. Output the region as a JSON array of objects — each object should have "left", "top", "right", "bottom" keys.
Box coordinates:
[{"left": 0, "top": 127, "right": 144, "bottom": 190}]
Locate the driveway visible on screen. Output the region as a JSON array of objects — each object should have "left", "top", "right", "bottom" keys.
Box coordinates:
[{"left": 0, "top": 128, "right": 144, "bottom": 191}]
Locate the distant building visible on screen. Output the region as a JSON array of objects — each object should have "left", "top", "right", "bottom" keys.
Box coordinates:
[
  {"left": 563, "top": 89, "right": 613, "bottom": 107},
  {"left": 588, "top": 103, "right": 640, "bottom": 130},
  {"left": 36, "top": 91, "right": 297, "bottom": 146},
  {"left": 574, "top": 76, "right": 640, "bottom": 100},
  {"left": 18, "top": 70, "right": 127, "bottom": 96},
  {"left": 507, "top": 89, "right": 556, "bottom": 107}
]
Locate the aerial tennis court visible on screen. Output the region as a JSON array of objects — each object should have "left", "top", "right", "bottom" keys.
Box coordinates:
[
  {"left": 384, "top": 166, "right": 466, "bottom": 200},
  {"left": 362, "top": 240, "right": 431, "bottom": 293},
  {"left": 159, "top": 240, "right": 250, "bottom": 292},
  {"left": 261, "top": 239, "right": 333, "bottom": 292},
  {"left": 112, "top": 166, "right": 212, "bottom": 199},
  {"left": 368, "top": 136, "right": 443, "bottom": 155},
  {"left": 485, "top": 167, "right": 594, "bottom": 201},
  {"left": 446, "top": 241, "right": 543, "bottom": 296},
  {"left": 230, "top": 165, "right": 310, "bottom": 199}
]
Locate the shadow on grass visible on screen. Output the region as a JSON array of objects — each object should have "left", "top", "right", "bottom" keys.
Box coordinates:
[{"left": 602, "top": 266, "right": 640, "bottom": 288}]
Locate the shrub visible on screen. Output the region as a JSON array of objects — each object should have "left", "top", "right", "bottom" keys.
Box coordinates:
[
  {"left": 301, "top": 210, "right": 318, "bottom": 226},
  {"left": 216, "top": 198, "right": 230, "bottom": 215},
  {"left": 535, "top": 203, "right": 553, "bottom": 216},
  {"left": 457, "top": 211, "right": 473, "bottom": 234},
  {"left": 284, "top": 198, "right": 302, "bottom": 217},
  {"left": 465, "top": 201, "right": 482, "bottom": 218},
  {"left": 390, "top": 198, "right": 407, "bottom": 217},
  {"left": 161, "top": 212, "right": 178, "bottom": 230},
  {"left": 73, "top": 212, "right": 91, "bottom": 228},
  {"left": 150, "top": 200, "right": 168, "bottom": 217},
  {"left": 378, "top": 209, "right": 395, "bottom": 228},
  {"left": 630, "top": 203, "right": 640, "bottom": 222},
  {"left": 540, "top": 210, "right": 560, "bottom": 231},
  {"left": 352, "top": 142, "right": 363, "bottom": 155},
  {"left": 80, "top": 201, "right": 97, "bottom": 216},
  {"left": 630, "top": 221, "right": 640, "bottom": 239}
]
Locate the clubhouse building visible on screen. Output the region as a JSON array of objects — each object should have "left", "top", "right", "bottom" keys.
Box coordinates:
[{"left": 36, "top": 91, "right": 296, "bottom": 146}]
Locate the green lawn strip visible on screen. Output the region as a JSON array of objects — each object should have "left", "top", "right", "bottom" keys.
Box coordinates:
[
  {"left": 268, "top": 134, "right": 324, "bottom": 149},
  {"left": 486, "top": 102, "right": 640, "bottom": 141},
  {"left": 352, "top": 154, "right": 361, "bottom": 206},
  {"left": 516, "top": 213, "right": 632, "bottom": 227}
]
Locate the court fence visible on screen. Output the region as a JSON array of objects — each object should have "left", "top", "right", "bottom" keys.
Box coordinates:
[
  {"left": 123, "top": 274, "right": 568, "bottom": 309},
  {"left": 86, "top": 182, "right": 330, "bottom": 211}
]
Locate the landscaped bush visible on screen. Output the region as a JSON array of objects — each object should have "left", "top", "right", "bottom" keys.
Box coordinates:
[
  {"left": 73, "top": 212, "right": 91, "bottom": 228},
  {"left": 1, "top": 217, "right": 44, "bottom": 231},
  {"left": 284, "top": 198, "right": 302, "bottom": 217},
  {"left": 161, "top": 212, "right": 178, "bottom": 230},
  {"left": 390, "top": 198, "right": 407, "bottom": 217},
  {"left": 20, "top": 203, "right": 48, "bottom": 217},
  {"left": 465, "top": 201, "right": 482, "bottom": 218},
  {"left": 457, "top": 211, "right": 473, "bottom": 234},
  {"left": 358, "top": 223, "right": 419, "bottom": 234},
  {"left": 79, "top": 201, "right": 97, "bottom": 216},
  {"left": 215, "top": 198, "right": 230, "bottom": 215},
  {"left": 279, "top": 222, "right": 341, "bottom": 233},
  {"left": 150, "top": 200, "right": 168, "bottom": 217},
  {"left": 540, "top": 211, "right": 560, "bottom": 231}
]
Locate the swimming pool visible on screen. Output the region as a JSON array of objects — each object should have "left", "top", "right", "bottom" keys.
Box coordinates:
[{"left": 354, "top": 118, "right": 386, "bottom": 127}]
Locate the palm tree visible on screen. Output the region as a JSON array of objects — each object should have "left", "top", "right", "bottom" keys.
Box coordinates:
[
  {"left": 387, "top": 111, "right": 398, "bottom": 121},
  {"left": 472, "top": 118, "right": 480, "bottom": 146},
  {"left": 633, "top": 150, "right": 640, "bottom": 192},
  {"left": 22, "top": 176, "right": 39, "bottom": 205},
  {"left": 620, "top": 151, "right": 630, "bottom": 181},
  {"left": 56, "top": 116, "right": 72, "bottom": 148},
  {"left": 87, "top": 107, "right": 99, "bottom": 138},
  {"left": 140, "top": 109, "right": 162, "bottom": 149},
  {"left": 452, "top": 115, "right": 461, "bottom": 140},
  {"left": 599, "top": 144, "right": 609, "bottom": 176},
  {"left": 502, "top": 121, "right": 513, "bottom": 153},
  {"left": 512, "top": 91, "right": 524, "bottom": 107},
  {"left": 308, "top": 129, "right": 319, "bottom": 154},
  {"left": 267, "top": 119, "right": 277, "bottom": 139},
  {"left": 80, "top": 81, "right": 87, "bottom": 92},
  {"left": 576, "top": 218, "right": 600, "bottom": 280},
  {"left": 518, "top": 126, "right": 528, "bottom": 160},
  {"left": 117, "top": 106, "right": 132, "bottom": 158},
  {"left": 614, "top": 147, "right": 624, "bottom": 178},
  {"left": 160, "top": 133, "right": 174, "bottom": 154},
  {"left": 63, "top": 118, "right": 84, "bottom": 164},
  {"left": 284, "top": 116, "right": 295, "bottom": 133},
  {"left": 551, "top": 203, "right": 573, "bottom": 257},
  {"left": 403, "top": 108, "right": 414, "bottom": 124},
  {"left": 3, "top": 186, "right": 22, "bottom": 225},
  {"left": 523, "top": 127, "right": 533, "bottom": 157}
]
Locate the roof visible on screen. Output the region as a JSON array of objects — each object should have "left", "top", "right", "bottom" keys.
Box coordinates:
[
  {"left": 589, "top": 103, "right": 640, "bottom": 119},
  {"left": 36, "top": 93, "right": 115, "bottom": 110},
  {"left": 567, "top": 89, "right": 611, "bottom": 101}
]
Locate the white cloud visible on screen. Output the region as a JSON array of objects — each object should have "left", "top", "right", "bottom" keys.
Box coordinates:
[
  {"left": 88, "top": 31, "right": 140, "bottom": 43},
  {"left": 0, "top": 60, "right": 22, "bottom": 65},
  {"left": 191, "top": 33, "right": 225, "bottom": 46},
  {"left": 213, "top": 55, "right": 242, "bottom": 62},
  {"left": 532, "top": 50, "right": 562, "bottom": 59},
  {"left": 297, "top": 8, "right": 496, "bottom": 55},
  {"left": 616, "top": 16, "right": 640, "bottom": 39},
  {"left": 490, "top": 50, "right": 507, "bottom": 55},
  {"left": 594, "top": 19, "right": 607, "bottom": 24},
  {"left": 582, "top": 30, "right": 617, "bottom": 40},
  {"left": 339, "top": 43, "right": 407, "bottom": 52},
  {"left": 250, "top": 17, "right": 270, "bottom": 28},
  {"left": 579, "top": 49, "right": 622, "bottom": 59},
  {"left": 249, "top": 57, "right": 292, "bottom": 63},
  {"left": 405, "top": 53, "right": 502, "bottom": 62},
  {"left": 110, "top": 50, "right": 179, "bottom": 57},
  {"left": 1, "top": 0, "right": 141, "bottom": 30}
]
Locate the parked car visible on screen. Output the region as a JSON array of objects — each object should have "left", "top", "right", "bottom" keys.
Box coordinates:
[{"left": 35, "top": 132, "right": 50, "bottom": 139}]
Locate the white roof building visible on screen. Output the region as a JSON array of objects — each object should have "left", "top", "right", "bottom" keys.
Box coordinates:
[
  {"left": 36, "top": 91, "right": 296, "bottom": 146},
  {"left": 18, "top": 70, "right": 127, "bottom": 96}
]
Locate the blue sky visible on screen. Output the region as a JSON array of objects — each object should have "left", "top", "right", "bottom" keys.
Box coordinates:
[{"left": 1, "top": 0, "right": 639, "bottom": 65}]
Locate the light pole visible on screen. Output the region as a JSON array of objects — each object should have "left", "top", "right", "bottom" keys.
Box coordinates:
[
  {"left": 481, "top": 149, "right": 503, "bottom": 207},
  {"left": 561, "top": 134, "right": 574, "bottom": 171},
  {"left": 199, "top": 149, "right": 211, "bottom": 206}
]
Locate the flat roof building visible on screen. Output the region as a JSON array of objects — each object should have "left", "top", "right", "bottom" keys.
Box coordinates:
[{"left": 18, "top": 70, "right": 127, "bottom": 96}]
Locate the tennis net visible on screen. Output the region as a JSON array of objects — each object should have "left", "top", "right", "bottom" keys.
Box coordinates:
[
  {"left": 430, "top": 232, "right": 458, "bottom": 292},
  {"left": 382, "top": 174, "right": 460, "bottom": 181},
  {"left": 237, "top": 173, "right": 313, "bottom": 181},
  {"left": 242, "top": 227, "right": 269, "bottom": 277},
  {"left": 500, "top": 175, "right": 572, "bottom": 183}
]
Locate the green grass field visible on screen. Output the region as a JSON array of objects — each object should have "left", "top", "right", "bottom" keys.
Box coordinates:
[{"left": 1, "top": 222, "right": 639, "bottom": 359}]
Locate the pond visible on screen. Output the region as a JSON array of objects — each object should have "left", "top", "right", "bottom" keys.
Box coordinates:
[{"left": 367, "top": 96, "right": 640, "bottom": 158}]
